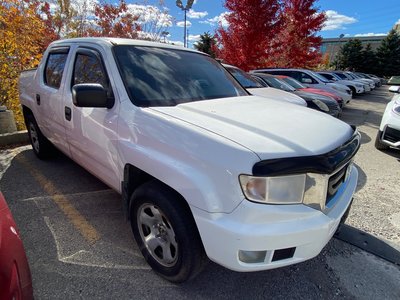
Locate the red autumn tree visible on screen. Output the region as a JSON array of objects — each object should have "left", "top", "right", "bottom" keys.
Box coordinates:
[
  {"left": 88, "top": 0, "right": 141, "bottom": 38},
  {"left": 39, "top": 2, "right": 60, "bottom": 51},
  {"left": 215, "top": 0, "right": 281, "bottom": 71},
  {"left": 265, "top": 0, "right": 326, "bottom": 68}
]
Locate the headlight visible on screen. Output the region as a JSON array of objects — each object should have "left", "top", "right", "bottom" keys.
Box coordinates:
[
  {"left": 312, "top": 99, "right": 329, "bottom": 112},
  {"left": 355, "top": 84, "right": 363, "bottom": 88},
  {"left": 393, "top": 100, "right": 400, "bottom": 115},
  {"left": 239, "top": 174, "right": 306, "bottom": 204},
  {"left": 240, "top": 163, "right": 353, "bottom": 209}
]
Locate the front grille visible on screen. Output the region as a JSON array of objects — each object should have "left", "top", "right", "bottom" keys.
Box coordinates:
[
  {"left": 383, "top": 127, "right": 400, "bottom": 143},
  {"left": 326, "top": 164, "right": 348, "bottom": 205}
]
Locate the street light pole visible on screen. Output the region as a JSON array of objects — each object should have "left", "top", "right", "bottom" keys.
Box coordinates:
[
  {"left": 176, "top": 0, "right": 194, "bottom": 48},
  {"left": 184, "top": 7, "right": 187, "bottom": 47}
]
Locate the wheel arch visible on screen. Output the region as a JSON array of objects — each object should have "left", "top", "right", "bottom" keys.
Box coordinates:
[
  {"left": 122, "top": 164, "right": 196, "bottom": 224},
  {"left": 22, "top": 105, "right": 34, "bottom": 121}
]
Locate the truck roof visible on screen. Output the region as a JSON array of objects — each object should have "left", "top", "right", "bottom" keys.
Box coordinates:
[{"left": 49, "top": 37, "right": 203, "bottom": 54}]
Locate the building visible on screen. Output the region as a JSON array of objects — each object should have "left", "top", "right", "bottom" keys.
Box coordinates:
[
  {"left": 321, "top": 35, "right": 386, "bottom": 64},
  {"left": 321, "top": 21, "right": 400, "bottom": 64}
]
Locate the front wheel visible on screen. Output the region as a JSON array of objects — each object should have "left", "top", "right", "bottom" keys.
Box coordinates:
[{"left": 130, "top": 181, "right": 207, "bottom": 283}]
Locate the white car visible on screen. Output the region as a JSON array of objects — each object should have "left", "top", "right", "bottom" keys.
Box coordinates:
[
  {"left": 345, "top": 72, "right": 375, "bottom": 90},
  {"left": 376, "top": 86, "right": 400, "bottom": 150},
  {"left": 333, "top": 71, "right": 371, "bottom": 93},
  {"left": 317, "top": 71, "right": 365, "bottom": 96},
  {"left": 223, "top": 64, "right": 307, "bottom": 106},
  {"left": 251, "top": 68, "right": 352, "bottom": 105}
]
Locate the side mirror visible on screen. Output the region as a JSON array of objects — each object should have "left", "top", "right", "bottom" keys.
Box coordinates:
[
  {"left": 389, "top": 86, "right": 400, "bottom": 93},
  {"left": 72, "top": 83, "right": 114, "bottom": 109},
  {"left": 302, "top": 78, "right": 313, "bottom": 84}
]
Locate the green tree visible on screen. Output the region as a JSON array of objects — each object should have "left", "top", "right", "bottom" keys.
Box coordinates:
[
  {"left": 376, "top": 29, "right": 400, "bottom": 77},
  {"left": 194, "top": 32, "right": 217, "bottom": 58},
  {"left": 334, "top": 39, "right": 363, "bottom": 70},
  {"left": 359, "top": 44, "right": 377, "bottom": 74}
]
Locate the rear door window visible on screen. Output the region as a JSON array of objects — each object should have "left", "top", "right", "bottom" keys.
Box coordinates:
[{"left": 44, "top": 48, "right": 70, "bottom": 89}]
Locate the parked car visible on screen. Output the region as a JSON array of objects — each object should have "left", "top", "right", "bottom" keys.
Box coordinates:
[
  {"left": 317, "top": 71, "right": 365, "bottom": 96},
  {"left": 368, "top": 74, "right": 386, "bottom": 85},
  {"left": 355, "top": 72, "right": 381, "bottom": 87},
  {"left": 345, "top": 72, "right": 375, "bottom": 90},
  {"left": 19, "top": 38, "right": 360, "bottom": 282},
  {"left": 275, "top": 75, "right": 345, "bottom": 108},
  {"left": 223, "top": 64, "right": 306, "bottom": 106},
  {"left": 387, "top": 76, "right": 400, "bottom": 86},
  {"left": 251, "top": 68, "right": 352, "bottom": 105},
  {"left": 0, "top": 192, "right": 33, "bottom": 300},
  {"left": 251, "top": 73, "right": 341, "bottom": 117},
  {"left": 331, "top": 71, "right": 372, "bottom": 92},
  {"left": 375, "top": 85, "right": 400, "bottom": 150}
]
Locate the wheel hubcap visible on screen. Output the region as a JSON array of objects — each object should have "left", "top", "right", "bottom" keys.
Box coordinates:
[
  {"left": 29, "top": 123, "right": 40, "bottom": 153},
  {"left": 137, "top": 204, "right": 178, "bottom": 267}
]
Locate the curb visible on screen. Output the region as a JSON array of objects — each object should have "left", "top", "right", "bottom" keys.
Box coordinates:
[
  {"left": 335, "top": 224, "right": 400, "bottom": 266},
  {"left": 0, "top": 130, "right": 29, "bottom": 147}
]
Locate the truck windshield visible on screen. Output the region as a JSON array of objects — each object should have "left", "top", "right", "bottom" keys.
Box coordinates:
[{"left": 113, "top": 46, "right": 248, "bottom": 107}]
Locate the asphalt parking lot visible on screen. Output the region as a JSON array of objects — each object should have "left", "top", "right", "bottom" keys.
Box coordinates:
[{"left": 1, "top": 87, "right": 400, "bottom": 299}]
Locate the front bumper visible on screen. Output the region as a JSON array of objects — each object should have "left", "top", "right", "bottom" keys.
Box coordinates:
[
  {"left": 355, "top": 86, "right": 364, "bottom": 94},
  {"left": 379, "top": 101, "right": 400, "bottom": 148},
  {"left": 379, "top": 126, "right": 400, "bottom": 148},
  {"left": 339, "top": 91, "right": 352, "bottom": 104},
  {"left": 193, "top": 166, "right": 358, "bottom": 272}
]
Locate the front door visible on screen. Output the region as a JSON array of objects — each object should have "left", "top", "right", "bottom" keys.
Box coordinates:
[{"left": 63, "top": 46, "right": 120, "bottom": 190}]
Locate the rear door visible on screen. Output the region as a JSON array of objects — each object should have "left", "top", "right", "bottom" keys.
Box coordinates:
[{"left": 36, "top": 47, "right": 71, "bottom": 155}]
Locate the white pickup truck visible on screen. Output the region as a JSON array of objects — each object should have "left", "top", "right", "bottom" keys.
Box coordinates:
[{"left": 19, "top": 38, "right": 360, "bottom": 282}]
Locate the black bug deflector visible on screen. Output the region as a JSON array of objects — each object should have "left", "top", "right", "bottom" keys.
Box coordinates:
[{"left": 252, "top": 128, "right": 361, "bottom": 177}]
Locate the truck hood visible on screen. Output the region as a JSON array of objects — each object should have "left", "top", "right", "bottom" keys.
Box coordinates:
[
  {"left": 150, "top": 96, "right": 354, "bottom": 160},
  {"left": 247, "top": 87, "right": 307, "bottom": 106}
]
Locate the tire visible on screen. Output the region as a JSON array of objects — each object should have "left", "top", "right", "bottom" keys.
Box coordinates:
[
  {"left": 25, "top": 114, "right": 53, "bottom": 159},
  {"left": 375, "top": 131, "right": 389, "bottom": 151},
  {"left": 130, "top": 181, "right": 207, "bottom": 283},
  {"left": 348, "top": 86, "right": 356, "bottom": 98}
]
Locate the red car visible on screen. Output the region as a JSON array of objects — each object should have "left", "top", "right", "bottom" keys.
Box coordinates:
[
  {"left": 276, "top": 75, "right": 344, "bottom": 108},
  {"left": 0, "top": 192, "right": 33, "bottom": 300}
]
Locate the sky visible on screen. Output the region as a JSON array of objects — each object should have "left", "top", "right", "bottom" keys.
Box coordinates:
[{"left": 157, "top": 0, "right": 400, "bottom": 47}]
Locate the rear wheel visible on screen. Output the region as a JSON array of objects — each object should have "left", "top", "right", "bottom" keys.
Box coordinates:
[
  {"left": 375, "top": 131, "right": 389, "bottom": 151},
  {"left": 130, "top": 181, "right": 207, "bottom": 283},
  {"left": 25, "top": 114, "right": 52, "bottom": 159}
]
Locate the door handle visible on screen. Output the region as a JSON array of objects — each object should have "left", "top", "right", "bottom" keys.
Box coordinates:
[
  {"left": 36, "top": 94, "right": 41, "bottom": 105},
  {"left": 65, "top": 106, "right": 71, "bottom": 121}
]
